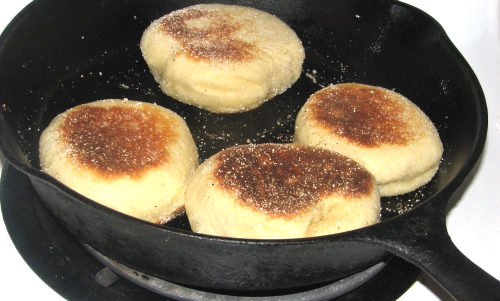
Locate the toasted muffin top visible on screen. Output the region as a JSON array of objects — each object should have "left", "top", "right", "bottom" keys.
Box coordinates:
[
  {"left": 307, "top": 83, "right": 424, "bottom": 147},
  {"left": 59, "top": 101, "right": 177, "bottom": 179},
  {"left": 213, "top": 143, "right": 375, "bottom": 218},
  {"left": 159, "top": 5, "right": 256, "bottom": 63}
]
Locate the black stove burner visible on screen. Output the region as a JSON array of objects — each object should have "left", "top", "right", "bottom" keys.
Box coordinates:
[
  {"left": 0, "top": 162, "right": 421, "bottom": 300},
  {"left": 85, "top": 245, "right": 387, "bottom": 301}
]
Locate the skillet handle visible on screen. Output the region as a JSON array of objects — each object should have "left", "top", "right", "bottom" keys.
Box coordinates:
[{"left": 366, "top": 197, "right": 500, "bottom": 301}]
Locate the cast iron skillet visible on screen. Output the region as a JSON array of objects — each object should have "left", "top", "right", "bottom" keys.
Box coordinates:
[{"left": 1, "top": 0, "right": 499, "bottom": 300}]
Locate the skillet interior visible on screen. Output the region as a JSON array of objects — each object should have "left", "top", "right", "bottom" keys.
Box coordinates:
[{"left": 0, "top": 0, "right": 486, "bottom": 292}]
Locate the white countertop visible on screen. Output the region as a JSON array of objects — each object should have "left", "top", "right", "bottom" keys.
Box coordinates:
[{"left": 1, "top": 0, "right": 499, "bottom": 300}]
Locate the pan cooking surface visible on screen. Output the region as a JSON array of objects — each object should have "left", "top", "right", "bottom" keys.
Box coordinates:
[
  {"left": 39, "top": 39, "right": 432, "bottom": 228},
  {"left": 1, "top": 0, "right": 463, "bottom": 227}
]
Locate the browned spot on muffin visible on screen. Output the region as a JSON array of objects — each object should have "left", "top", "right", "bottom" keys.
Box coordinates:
[
  {"left": 213, "top": 144, "right": 374, "bottom": 218},
  {"left": 310, "top": 84, "right": 415, "bottom": 147},
  {"left": 60, "top": 104, "right": 177, "bottom": 179},
  {"left": 160, "top": 8, "right": 255, "bottom": 62}
]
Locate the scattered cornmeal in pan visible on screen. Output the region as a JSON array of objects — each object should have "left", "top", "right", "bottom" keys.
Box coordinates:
[
  {"left": 140, "top": 4, "right": 305, "bottom": 113},
  {"left": 184, "top": 143, "right": 380, "bottom": 239},
  {"left": 293, "top": 83, "right": 444, "bottom": 197},
  {"left": 39, "top": 99, "right": 199, "bottom": 224}
]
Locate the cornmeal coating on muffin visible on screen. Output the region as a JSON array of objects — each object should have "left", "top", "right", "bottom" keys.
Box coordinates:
[
  {"left": 140, "top": 4, "right": 305, "bottom": 113},
  {"left": 294, "top": 83, "right": 443, "bottom": 196},
  {"left": 39, "top": 99, "right": 198, "bottom": 223},
  {"left": 184, "top": 143, "right": 380, "bottom": 239}
]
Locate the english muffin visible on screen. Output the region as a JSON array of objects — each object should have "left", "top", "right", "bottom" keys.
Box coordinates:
[
  {"left": 39, "top": 99, "right": 198, "bottom": 224},
  {"left": 140, "top": 4, "right": 305, "bottom": 113},
  {"left": 294, "top": 83, "right": 443, "bottom": 196},
  {"left": 184, "top": 143, "right": 380, "bottom": 239}
]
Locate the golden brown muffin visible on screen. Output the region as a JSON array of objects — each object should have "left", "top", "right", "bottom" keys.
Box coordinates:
[
  {"left": 184, "top": 143, "right": 380, "bottom": 239},
  {"left": 140, "top": 4, "right": 305, "bottom": 113},
  {"left": 294, "top": 83, "right": 443, "bottom": 196},
  {"left": 39, "top": 99, "right": 198, "bottom": 223}
]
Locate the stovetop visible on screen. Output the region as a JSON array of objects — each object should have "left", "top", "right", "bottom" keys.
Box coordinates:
[{"left": 2, "top": 0, "right": 500, "bottom": 300}]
